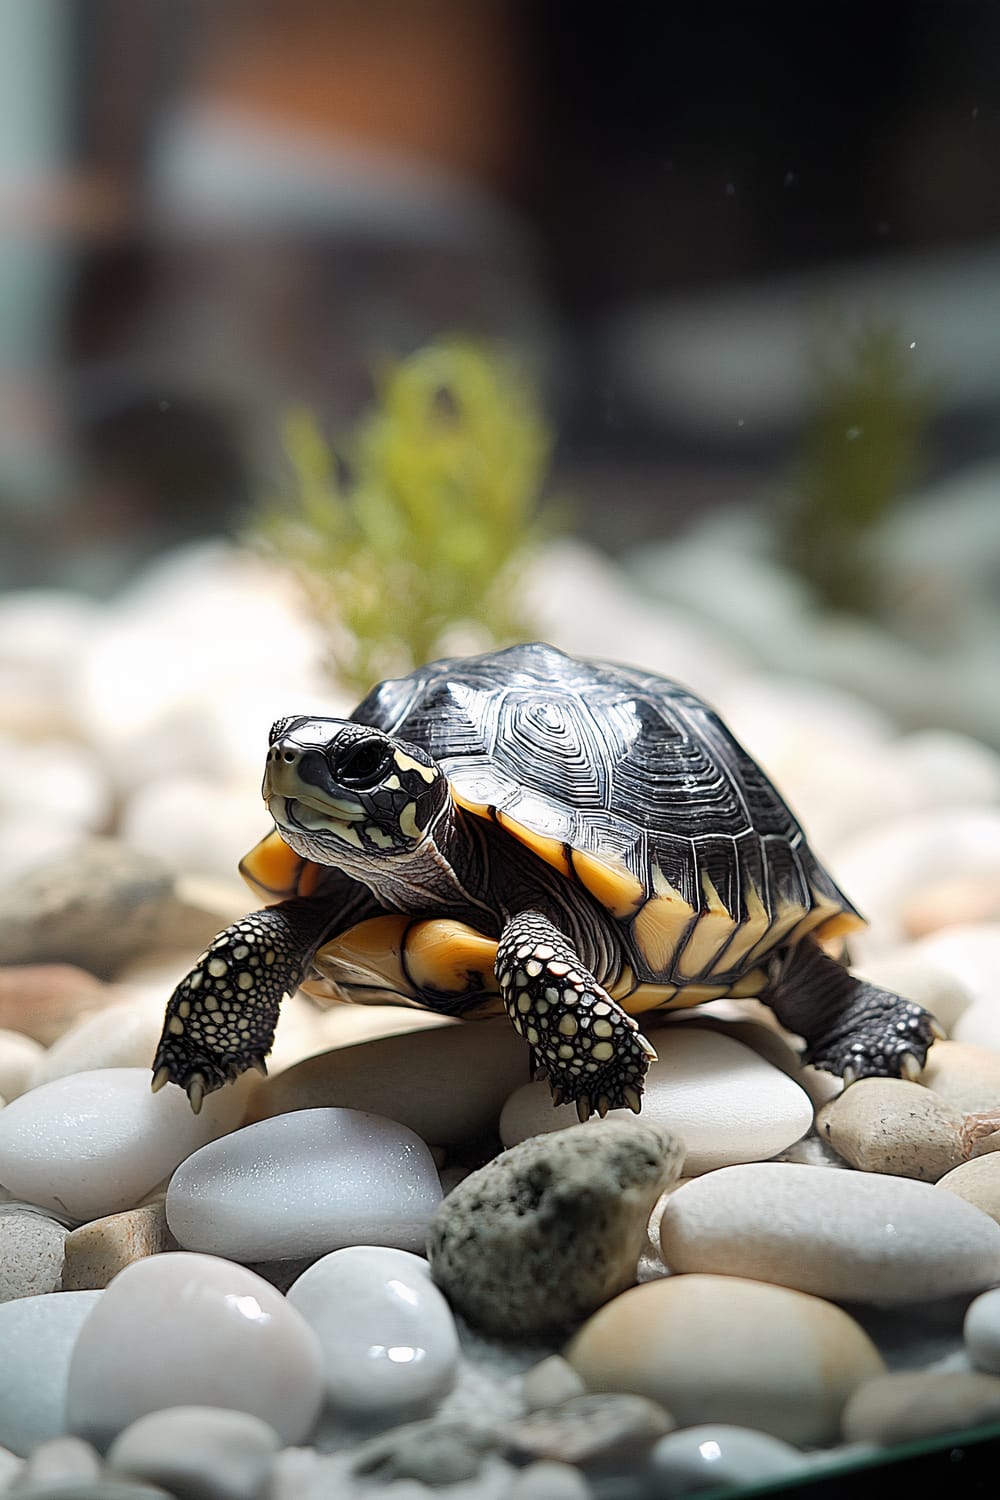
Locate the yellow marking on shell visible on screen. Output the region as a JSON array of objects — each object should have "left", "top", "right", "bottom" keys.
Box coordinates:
[
  {"left": 632, "top": 865, "right": 696, "bottom": 974},
  {"left": 710, "top": 879, "right": 772, "bottom": 974},
  {"left": 495, "top": 810, "right": 573, "bottom": 878},
  {"left": 743, "top": 896, "right": 810, "bottom": 967},
  {"left": 784, "top": 888, "right": 858, "bottom": 949},
  {"left": 238, "top": 830, "right": 309, "bottom": 901},
  {"left": 607, "top": 965, "right": 635, "bottom": 1002},
  {"left": 314, "top": 915, "right": 413, "bottom": 1000},
  {"left": 449, "top": 783, "right": 493, "bottom": 820},
  {"left": 622, "top": 982, "right": 680, "bottom": 1014},
  {"left": 571, "top": 848, "right": 646, "bottom": 919},
  {"left": 393, "top": 749, "right": 437, "bottom": 783},
  {"left": 400, "top": 802, "right": 421, "bottom": 840},
  {"left": 727, "top": 966, "right": 768, "bottom": 998},
  {"left": 404, "top": 919, "right": 500, "bottom": 998},
  {"left": 676, "top": 872, "right": 739, "bottom": 978}
]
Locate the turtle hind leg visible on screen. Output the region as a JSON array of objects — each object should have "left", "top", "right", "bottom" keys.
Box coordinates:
[
  {"left": 763, "top": 938, "right": 938, "bottom": 1083},
  {"left": 496, "top": 912, "right": 657, "bottom": 1121},
  {"left": 151, "top": 898, "right": 328, "bottom": 1111}
]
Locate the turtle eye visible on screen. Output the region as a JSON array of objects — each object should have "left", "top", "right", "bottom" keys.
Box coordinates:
[{"left": 339, "top": 738, "right": 391, "bottom": 788}]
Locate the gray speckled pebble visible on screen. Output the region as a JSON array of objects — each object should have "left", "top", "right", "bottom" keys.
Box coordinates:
[
  {"left": 107, "top": 1406, "right": 280, "bottom": 1500},
  {"left": 427, "top": 1120, "right": 684, "bottom": 1338},
  {"left": 0, "top": 1214, "right": 67, "bottom": 1303}
]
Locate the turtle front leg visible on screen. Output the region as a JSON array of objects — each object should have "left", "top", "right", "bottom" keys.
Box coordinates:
[
  {"left": 764, "top": 938, "right": 938, "bottom": 1083},
  {"left": 496, "top": 912, "right": 657, "bottom": 1122},
  {"left": 151, "top": 897, "right": 331, "bottom": 1112}
]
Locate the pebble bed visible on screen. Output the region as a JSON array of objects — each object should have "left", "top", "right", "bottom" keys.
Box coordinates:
[{"left": 1, "top": 539, "right": 1000, "bottom": 1499}]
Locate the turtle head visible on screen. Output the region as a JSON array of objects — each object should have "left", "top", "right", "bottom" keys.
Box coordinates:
[{"left": 263, "top": 716, "right": 449, "bottom": 866}]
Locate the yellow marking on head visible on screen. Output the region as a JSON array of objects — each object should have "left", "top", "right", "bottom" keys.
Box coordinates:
[
  {"left": 384, "top": 774, "right": 402, "bottom": 791},
  {"left": 400, "top": 802, "right": 421, "bottom": 840},
  {"left": 238, "top": 830, "right": 310, "bottom": 901},
  {"left": 710, "top": 879, "right": 772, "bottom": 974},
  {"left": 496, "top": 810, "right": 573, "bottom": 878},
  {"left": 393, "top": 749, "right": 437, "bottom": 783},
  {"left": 571, "top": 848, "right": 646, "bottom": 919}
]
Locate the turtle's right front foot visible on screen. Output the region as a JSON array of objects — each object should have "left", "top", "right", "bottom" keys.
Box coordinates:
[{"left": 151, "top": 912, "right": 294, "bottom": 1111}]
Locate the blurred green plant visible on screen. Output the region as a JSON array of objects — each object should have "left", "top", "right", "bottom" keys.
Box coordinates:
[
  {"left": 781, "top": 321, "right": 933, "bottom": 614},
  {"left": 255, "top": 341, "right": 554, "bottom": 694}
]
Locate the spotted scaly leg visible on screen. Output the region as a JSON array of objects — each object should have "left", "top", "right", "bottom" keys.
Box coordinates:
[
  {"left": 496, "top": 912, "right": 657, "bottom": 1122},
  {"left": 151, "top": 897, "right": 332, "bottom": 1112}
]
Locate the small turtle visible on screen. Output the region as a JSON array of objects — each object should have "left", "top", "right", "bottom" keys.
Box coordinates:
[{"left": 152, "top": 642, "right": 936, "bottom": 1118}]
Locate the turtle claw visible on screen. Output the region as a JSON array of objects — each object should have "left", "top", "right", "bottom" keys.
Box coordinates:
[
  {"left": 576, "top": 1094, "right": 591, "bottom": 1124},
  {"left": 930, "top": 1018, "right": 948, "bottom": 1041},
  {"left": 841, "top": 1065, "right": 858, "bottom": 1087},
  {"left": 551, "top": 1085, "right": 565, "bottom": 1108},
  {"left": 186, "top": 1073, "right": 206, "bottom": 1115},
  {"left": 624, "top": 1085, "right": 643, "bottom": 1114},
  {"left": 596, "top": 1094, "right": 610, "bottom": 1119},
  {"left": 900, "top": 1050, "right": 923, "bottom": 1082},
  {"left": 150, "top": 1065, "right": 171, "bottom": 1095},
  {"left": 251, "top": 1055, "right": 269, "bottom": 1078}
]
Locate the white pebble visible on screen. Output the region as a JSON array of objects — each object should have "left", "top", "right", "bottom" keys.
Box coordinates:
[
  {"left": 966, "top": 1289, "right": 1000, "bottom": 1374},
  {"left": 657, "top": 1162, "right": 1000, "bottom": 1303},
  {"left": 0, "top": 1028, "right": 45, "bottom": 1101},
  {"left": 0, "top": 1290, "right": 103, "bottom": 1455},
  {"left": 28, "top": 1001, "right": 164, "bottom": 1088},
  {"left": 850, "top": 951, "right": 973, "bottom": 1035},
  {"left": 500, "top": 1028, "right": 813, "bottom": 1173},
  {"left": 0, "top": 1211, "right": 67, "bottom": 1301},
  {"left": 915, "top": 923, "right": 1000, "bottom": 1011},
  {"left": 648, "top": 1423, "right": 804, "bottom": 1493},
  {"left": 19, "top": 1434, "right": 102, "bottom": 1485},
  {"left": 66, "top": 1252, "right": 324, "bottom": 1447},
  {"left": 107, "top": 1405, "right": 280, "bottom": 1500},
  {"left": 287, "top": 1246, "right": 459, "bottom": 1417},
  {"left": 119, "top": 773, "right": 269, "bottom": 881},
  {"left": 166, "top": 1108, "right": 443, "bottom": 1261},
  {"left": 0, "top": 1068, "right": 252, "bottom": 1221}
]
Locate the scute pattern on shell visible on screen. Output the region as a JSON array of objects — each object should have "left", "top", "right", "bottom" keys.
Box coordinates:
[{"left": 351, "top": 644, "right": 856, "bottom": 981}]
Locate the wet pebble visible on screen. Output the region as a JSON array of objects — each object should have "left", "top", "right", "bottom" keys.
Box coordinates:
[
  {"left": 0, "top": 1290, "right": 103, "bottom": 1455},
  {"left": 499, "top": 1028, "right": 813, "bottom": 1173},
  {"left": 427, "top": 1120, "right": 684, "bottom": 1338},
  {"left": 566, "top": 1274, "right": 884, "bottom": 1446},
  {"left": 286, "top": 1246, "right": 459, "bottom": 1418},
  {"left": 647, "top": 1424, "right": 804, "bottom": 1494},
  {"left": 656, "top": 1162, "right": 1000, "bottom": 1303},
  {"left": 66, "top": 1252, "right": 324, "bottom": 1448},
  {"left": 0, "top": 1068, "right": 252, "bottom": 1221},
  {"left": 816, "top": 1077, "right": 965, "bottom": 1181},
  {"left": 61, "top": 1203, "right": 177, "bottom": 1292},
  {"left": 106, "top": 1406, "right": 281, "bottom": 1500},
  {"left": 0, "top": 1212, "right": 67, "bottom": 1302},
  {"left": 166, "top": 1108, "right": 443, "bottom": 1262},
  {"left": 841, "top": 1369, "right": 1000, "bottom": 1445}
]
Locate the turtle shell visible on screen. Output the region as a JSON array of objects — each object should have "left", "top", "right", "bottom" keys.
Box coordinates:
[{"left": 350, "top": 642, "right": 863, "bottom": 999}]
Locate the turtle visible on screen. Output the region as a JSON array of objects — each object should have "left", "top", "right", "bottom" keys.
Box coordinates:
[{"left": 152, "top": 641, "right": 937, "bottom": 1119}]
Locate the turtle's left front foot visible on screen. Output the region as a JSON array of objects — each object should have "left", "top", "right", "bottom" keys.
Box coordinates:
[
  {"left": 497, "top": 911, "right": 657, "bottom": 1121},
  {"left": 766, "top": 940, "right": 938, "bottom": 1085}
]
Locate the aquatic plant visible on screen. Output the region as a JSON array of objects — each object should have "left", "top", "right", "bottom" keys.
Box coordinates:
[
  {"left": 255, "top": 341, "right": 553, "bottom": 695},
  {"left": 781, "top": 321, "right": 933, "bottom": 614}
]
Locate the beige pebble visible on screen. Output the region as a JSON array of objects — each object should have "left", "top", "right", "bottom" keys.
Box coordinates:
[
  {"left": 922, "top": 1040, "right": 1000, "bottom": 1113},
  {"left": 841, "top": 1370, "right": 1000, "bottom": 1446},
  {"left": 61, "top": 1202, "right": 178, "bottom": 1291},
  {"left": 937, "top": 1156, "right": 1000, "bottom": 1226},
  {"left": 28, "top": 1000, "right": 164, "bottom": 1088},
  {"left": 902, "top": 874, "right": 1000, "bottom": 941},
  {"left": 850, "top": 950, "right": 973, "bottom": 1035},
  {"left": 816, "top": 1078, "right": 965, "bottom": 1181},
  {"left": 0, "top": 964, "right": 113, "bottom": 1045},
  {"left": 252, "top": 1018, "right": 532, "bottom": 1146},
  {"left": 656, "top": 1162, "right": 1000, "bottom": 1304},
  {"left": 565, "top": 1274, "right": 885, "bottom": 1447},
  {"left": 268, "top": 993, "right": 454, "bottom": 1075},
  {"left": 0, "top": 1029, "right": 45, "bottom": 1101}
]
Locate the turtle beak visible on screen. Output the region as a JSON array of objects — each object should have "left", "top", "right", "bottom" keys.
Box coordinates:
[{"left": 263, "top": 739, "right": 366, "bottom": 826}]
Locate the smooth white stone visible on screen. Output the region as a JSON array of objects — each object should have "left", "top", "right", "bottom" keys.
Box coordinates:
[
  {"left": 119, "top": 773, "right": 268, "bottom": 881},
  {"left": 0, "top": 1211, "right": 67, "bottom": 1300},
  {"left": 648, "top": 1424, "right": 804, "bottom": 1493},
  {"left": 287, "top": 1246, "right": 459, "bottom": 1416},
  {"left": 658, "top": 1162, "right": 1000, "bottom": 1303},
  {"left": 954, "top": 1001, "right": 1000, "bottom": 1052},
  {"left": 107, "top": 1406, "right": 280, "bottom": 1500},
  {"left": 910, "top": 924, "right": 1000, "bottom": 1011},
  {"left": 965, "top": 1288, "right": 1000, "bottom": 1374},
  {"left": 499, "top": 1028, "right": 813, "bottom": 1174},
  {"left": 894, "top": 730, "right": 1000, "bottom": 812},
  {"left": 0, "top": 1290, "right": 103, "bottom": 1455},
  {"left": 166, "top": 1108, "right": 443, "bottom": 1261},
  {"left": 20, "top": 1435, "right": 102, "bottom": 1485},
  {"left": 0, "top": 1444, "right": 22, "bottom": 1489},
  {"left": 0, "top": 1068, "right": 252, "bottom": 1221},
  {"left": 0, "top": 1028, "right": 45, "bottom": 1101},
  {"left": 28, "top": 1002, "right": 164, "bottom": 1088},
  {"left": 66, "top": 1252, "right": 324, "bottom": 1447},
  {"left": 0, "top": 734, "right": 110, "bottom": 836}
]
